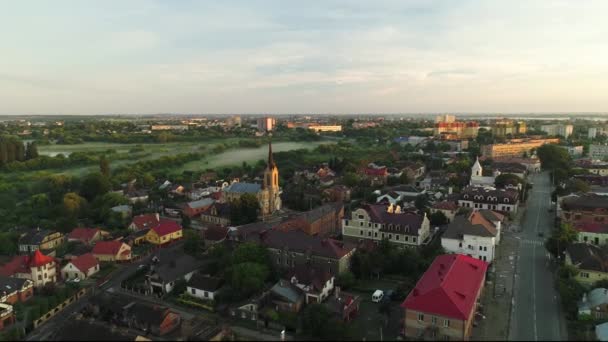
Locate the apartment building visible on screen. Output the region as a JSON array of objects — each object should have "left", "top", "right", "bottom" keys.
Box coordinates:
[{"left": 481, "top": 138, "right": 560, "bottom": 158}]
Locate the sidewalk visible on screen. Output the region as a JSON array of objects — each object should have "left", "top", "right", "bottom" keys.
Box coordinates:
[
  {"left": 230, "top": 325, "right": 293, "bottom": 341},
  {"left": 471, "top": 207, "right": 525, "bottom": 341}
]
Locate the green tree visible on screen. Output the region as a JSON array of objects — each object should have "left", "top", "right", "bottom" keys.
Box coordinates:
[
  {"left": 567, "top": 179, "right": 590, "bottom": 193},
  {"left": 494, "top": 174, "right": 523, "bottom": 188},
  {"left": 229, "top": 193, "right": 260, "bottom": 225},
  {"left": 232, "top": 243, "right": 271, "bottom": 265},
  {"left": 336, "top": 271, "right": 356, "bottom": 290},
  {"left": 80, "top": 172, "right": 111, "bottom": 201},
  {"left": 230, "top": 262, "right": 269, "bottom": 296},
  {"left": 342, "top": 172, "right": 360, "bottom": 187},
  {"left": 537, "top": 144, "right": 571, "bottom": 171},
  {"left": 429, "top": 211, "right": 448, "bottom": 226},
  {"left": 63, "top": 192, "right": 87, "bottom": 218},
  {"left": 183, "top": 229, "right": 204, "bottom": 256},
  {"left": 25, "top": 141, "right": 39, "bottom": 160},
  {"left": 414, "top": 194, "right": 430, "bottom": 211},
  {"left": 99, "top": 155, "right": 110, "bottom": 177}
]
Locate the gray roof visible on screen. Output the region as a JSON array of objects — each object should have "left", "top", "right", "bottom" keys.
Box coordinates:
[
  {"left": 580, "top": 288, "right": 608, "bottom": 312},
  {"left": 270, "top": 281, "right": 303, "bottom": 303},
  {"left": 110, "top": 205, "right": 131, "bottom": 213},
  {"left": 149, "top": 249, "right": 205, "bottom": 284},
  {"left": 188, "top": 198, "right": 215, "bottom": 209},
  {"left": 225, "top": 182, "right": 261, "bottom": 194},
  {"left": 19, "top": 229, "right": 54, "bottom": 245},
  {"left": 298, "top": 202, "right": 342, "bottom": 223},
  {"left": 598, "top": 322, "right": 608, "bottom": 342},
  {"left": 443, "top": 215, "right": 497, "bottom": 239},
  {"left": 0, "top": 276, "right": 30, "bottom": 293}
]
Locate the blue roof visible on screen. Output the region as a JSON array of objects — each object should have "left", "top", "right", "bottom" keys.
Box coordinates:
[
  {"left": 226, "top": 182, "right": 261, "bottom": 194},
  {"left": 271, "top": 282, "right": 302, "bottom": 303}
]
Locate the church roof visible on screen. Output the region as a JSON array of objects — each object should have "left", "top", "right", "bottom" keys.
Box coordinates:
[{"left": 226, "top": 182, "right": 261, "bottom": 194}]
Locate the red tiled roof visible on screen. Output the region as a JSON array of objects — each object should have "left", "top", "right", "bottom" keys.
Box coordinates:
[
  {"left": 364, "top": 167, "right": 388, "bottom": 176},
  {"left": 0, "top": 251, "right": 55, "bottom": 276},
  {"left": 93, "top": 241, "right": 124, "bottom": 256},
  {"left": 401, "top": 254, "right": 488, "bottom": 320},
  {"left": 68, "top": 228, "right": 100, "bottom": 243},
  {"left": 204, "top": 226, "right": 229, "bottom": 241},
  {"left": 575, "top": 222, "right": 608, "bottom": 234},
  {"left": 151, "top": 219, "right": 182, "bottom": 237},
  {"left": 131, "top": 214, "right": 160, "bottom": 230},
  {"left": 432, "top": 201, "right": 459, "bottom": 211},
  {"left": 29, "top": 250, "right": 55, "bottom": 267},
  {"left": 69, "top": 253, "right": 98, "bottom": 273}
]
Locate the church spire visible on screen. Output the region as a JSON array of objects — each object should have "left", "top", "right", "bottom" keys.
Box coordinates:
[{"left": 268, "top": 139, "right": 276, "bottom": 169}]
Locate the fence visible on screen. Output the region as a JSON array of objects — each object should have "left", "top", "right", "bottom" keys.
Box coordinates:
[{"left": 32, "top": 288, "right": 88, "bottom": 329}]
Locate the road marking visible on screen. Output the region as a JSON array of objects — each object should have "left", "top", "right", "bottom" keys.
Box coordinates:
[{"left": 532, "top": 189, "right": 542, "bottom": 341}]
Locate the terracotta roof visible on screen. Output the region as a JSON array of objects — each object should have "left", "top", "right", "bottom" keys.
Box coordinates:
[
  {"left": 0, "top": 250, "right": 55, "bottom": 277},
  {"left": 575, "top": 222, "right": 608, "bottom": 234},
  {"left": 567, "top": 243, "right": 608, "bottom": 273},
  {"left": 203, "top": 226, "right": 229, "bottom": 241},
  {"left": 150, "top": 219, "right": 182, "bottom": 237},
  {"left": 401, "top": 254, "right": 488, "bottom": 320},
  {"left": 254, "top": 230, "right": 354, "bottom": 259},
  {"left": 364, "top": 167, "right": 388, "bottom": 176},
  {"left": 131, "top": 214, "right": 160, "bottom": 230},
  {"left": 30, "top": 250, "right": 55, "bottom": 267},
  {"left": 69, "top": 253, "right": 99, "bottom": 273},
  {"left": 68, "top": 228, "right": 100, "bottom": 243},
  {"left": 93, "top": 241, "right": 125, "bottom": 256},
  {"left": 432, "top": 201, "right": 459, "bottom": 210}
]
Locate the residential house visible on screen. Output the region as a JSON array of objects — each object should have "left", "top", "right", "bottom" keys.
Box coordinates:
[
  {"left": 129, "top": 213, "right": 162, "bottom": 231},
  {"left": 597, "top": 322, "right": 608, "bottom": 342},
  {"left": 0, "top": 303, "right": 14, "bottom": 331},
  {"left": 458, "top": 186, "right": 520, "bottom": 213},
  {"left": 200, "top": 202, "right": 231, "bottom": 227},
  {"left": 560, "top": 194, "right": 608, "bottom": 245},
  {"left": 147, "top": 248, "right": 204, "bottom": 294},
  {"left": 431, "top": 201, "right": 459, "bottom": 223},
  {"left": 363, "top": 163, "right": 388, "bottom": 186},
  {"left": 268, "top": 280, "right": 305, "bottom": 314},
  {"left": 322, "top": 185, "right": 351, "bottom": 203},
  {"left": 402, "top": 162, "right": 426, "bottom": 180},
  {"left": 125, "top": 189, "right": 149, "bottom": 204},
  {"left": 578, "top": 288, "right": 608, "bottom": 319},
  {"left": 145, "top": 220, "right": 183, "bottom": 246},
  {"left": 186, "top": 274, "right": 223, "bottom": 301},
  {"left": 441, "top": 210, "right": 504, "bottom": 263},
  {"left": 92, "top": 241, "right": 132, "bottom": 262},
  {"left": 402, "top": 254, "right": 488, "bottom": 341},
  {"left": 18, "top": 229, "right": 65, "bottom": 254},
  {"left": 111, "top": 205, "right": 132, "bottom": 218},
  {"left": 419, "top": 171, "right": 450, "bottom": 190},
  {"left": 0, "top": 277, "right": 33, "bottom": 304},
  {"left": 275, "top": 202, "right": 344, "bottom": 237},
  {"left": 241, "top": 228, "right": 356, "bottom": 274},
  {"left": 61, "top": 253, "right": 99, "bottom": 280},
  {"left": 325, "top": 288, "right": 360, "bottom": 322},
  {"left": 287, "top": 266, "right": 334, "bottom": 304},
  {"left": 342, "top": 203, "right": 431, "bottom": 247},
  {"left": 492, "top": 162, "right": 527, "bottom": 179},
  {"left": 183, "top": 198, "right": 215, "bottom": 218},
  {"left": 565, "top": 243, "right": 608, "bottom": 284},
  {"left": 376, "top": 186, "right": 424, "bottom": 205},
  {"left": 67, "top": 228, "right": 103, "bottom": 245},
  {"left": 0, "top": 250, "right": 57, "bottom": 288}
]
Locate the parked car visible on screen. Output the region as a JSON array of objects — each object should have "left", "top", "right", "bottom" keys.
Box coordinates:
[{"left": 372, "top": 290, "right": 384, "bottom": 303}]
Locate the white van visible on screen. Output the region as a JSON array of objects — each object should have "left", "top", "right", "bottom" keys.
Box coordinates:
[{"left": 372, "top": 290, "right": 384, "bottom": 303}]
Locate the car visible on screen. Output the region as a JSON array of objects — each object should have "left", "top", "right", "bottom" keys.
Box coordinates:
[
  {"left": 73, "top": 277, "right": 80, "bottom": 283},
  {"left": 372, "top": 290, "right": 384, "bottom": 303}
]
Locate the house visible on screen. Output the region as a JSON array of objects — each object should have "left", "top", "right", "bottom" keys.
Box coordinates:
[
  {"left": 458, "top": 186, "right": 520, "bottom": 213},
  {"left": 202, "top": 226, "right": 229, "bottom": 245},
  {"left": 0, "top": 303, "right": 14, "bottom": 331},
  {"left": 0, "top": 276, "right": 33, "bottom": 304},
  {"left": 419, "top": 172, "right": 450, "bottom": 190},
  {"left": 241, "top": 228, "right": 356, "bottom": 274},
  {"left": 402, "top": 162, "right": 426, "bottom": 180},
  {"left": 565, "top": 243, "right": 608, "bottom": 284},
  {"left": 183, "top": 198, "right": 215, "bottom": 218},
  {"left": 431, "top": 201, "right": 459, "bottom": 223},
  {"left": 129, "top": 213, "right": 162, "bottom": 231},
  {"left": 268, "top": 280, "right": 305, "bottom": 314},
  {"left": 469, "top": 157, "right": 499, "bottom": 187},
  {"left": 578, "top": 288, "right": 608, "bottom": 319},
  {"left": 402, "top": 254, "right": 488, "bottom": 341},
  {"left": 342, "top": 203, "right": 431, "bottom": 247},
  {"left": 441, "top": 210, "right": 504, "bottom": 263},
  {"left": 126, "top": 189, "right": 149, "bottom": 204},
  {"left": 169, "top": 184, "right": 187, "bottom": 197},
  {"left": 200, "top": 202, "right": 231, "bottom": 227},
  {"left": 275, "top": 202, "right": 344, "bottom": 237},
  {"left": 111, "top": 205, "right": 133, "bottom": 218},
  {"left": 0, "top": 250, "right": 57, "bottom": 288},
  {"left": 92, "top": 241, "right": 132, "bottom": 262},
  {"left": 325, "top": 288, "right": 360, "bottom": 322},
  {"left": 145, "top": 220, "right": 183, "bottom": 246},
  {"left": 597, "top": 322, "right": 608, "bottom": 342},
  {"left": 322, "top": 185, "right": 351, "bottom": 203},
  {"left": 61, "top": 253, "right": 99, "bottom": 280},
  {"left": 492, "top": 162, "right": 527, "bottom": 179},
  {"left": 287, "top": 266, "right": 334, "bottom": 304},
  {"left": 363, "top": 163, "right": 388, "bottom": 186},
  {"left": 67, "top": 228, "right": 102, "bottom": 245},
  {"left": 147, "top": 248, "right": 204, "bottom": 294},
  {"left": 187, "top": 274, "right": 223, "bottom": 301},
  {"left": 560, "top": 194, "right": 608, "bottom": 245},
  {"left": 18, "top": 229, "right": 65, "bottom": 254}
]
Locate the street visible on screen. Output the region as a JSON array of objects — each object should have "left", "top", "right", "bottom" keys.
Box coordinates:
[{"left": 510, "top": 171, "right": 564, "bottom": 341}]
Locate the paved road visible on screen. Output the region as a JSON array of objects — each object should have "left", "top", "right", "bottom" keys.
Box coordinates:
[{"left": 510, "top": 171, "right": 564, "bottom": 341}]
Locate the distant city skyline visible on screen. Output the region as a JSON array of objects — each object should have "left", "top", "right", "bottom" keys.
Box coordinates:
[{"left": 2, "top": 1, "right": 608, "bottom": 115}]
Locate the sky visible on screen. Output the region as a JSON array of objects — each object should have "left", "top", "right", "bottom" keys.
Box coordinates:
[{"left": 2, "top": 0, "right": 608, "bottom": 115}]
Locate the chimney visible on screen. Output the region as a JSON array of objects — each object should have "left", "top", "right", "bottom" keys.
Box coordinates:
[
  {"left": 395, "top": 205, "right": 401, "bottom": 213},
  {"left": 387, "top": 203, "right": 394, "bottom": 213},
  {"left": 155, "top": 213, "right": 160, "bottom": 221},
  {"left": 448, "top": 186, "right": 453, "bottom": 195},
  {"left": 335, "top": 286, "right": 341, "bottom": 299}
]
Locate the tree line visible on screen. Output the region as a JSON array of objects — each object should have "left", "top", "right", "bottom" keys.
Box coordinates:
[{"left": 0, "top": 136, "right": 38, "bottom": 166}]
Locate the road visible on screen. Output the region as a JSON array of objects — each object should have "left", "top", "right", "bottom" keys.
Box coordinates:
[
  {"left": 26, "top": 242, "right": 184, "bottom": 341},
  {"left": 510, "top": 171, "right": 564, "bottom": 341}
]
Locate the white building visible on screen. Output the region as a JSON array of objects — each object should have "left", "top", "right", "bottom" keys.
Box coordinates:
[
  {"left": 590, "top": 127, "right": 598, "bottom": 139},
  {"left": 61, "top": 253, "right": 99, "bottom": 280},
  {"left": 342, "top": 203, "right": 431, "bottom": 247},
  {"left": 590, "top": 145, "right": 608, "bottom": 161},
  {"left": 458, "top": 186, "right": 520, "bottom": 213},
  {"left": 470, "top": 157, "right": 499, "bottom": 187},
  {"left": 540, "top": 124, "right": 573, "bottom": 138},
  {"left": 441, "top": 210, "right": 504, "bottom": 263},
  {"left": 186, "top": 274, "right": 223, "bottom": 301}
]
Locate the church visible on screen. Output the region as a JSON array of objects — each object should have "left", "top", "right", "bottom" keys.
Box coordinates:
[
  {"left": 222, "top": 141, "right": 282, "bottom": 218},
  {"left": 470, "top": 156, "right": 500, "bottom": 187}
]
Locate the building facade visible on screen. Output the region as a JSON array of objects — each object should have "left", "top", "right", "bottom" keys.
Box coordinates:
[
  {"left": 441, "top": 211, "right": 504, "bottom": 263},
  {"left": 590, "top": 145, "right": 608, "bottom": 161},
  {"left": 458, "top": 186, "right": 519, "bottom": 213},
  {"left": 481, "top": 138, "right": 560, "bottom": 158}
]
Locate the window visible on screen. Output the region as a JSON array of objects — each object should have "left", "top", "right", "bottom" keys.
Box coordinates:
[
  {"left": 396, "top": 235, "right": 400, "bottom": 241},
  {"left": 358, "top": 215, "right": 365, "bottom": 220},
  {"left": 431, "top": 316, "right": 437, "bottom": 325},
  {"left": 443, "top": 319, "right": 450, "bottom": 328},
  {"left": 382, "top": 233, "right": 385, "bottom": 239},
  {"left": 368, "top": 231, "right": 372, "bottom": 237},
  {"left": 484, "top": 246, "right": 487, "bottom": 251},
  {"left": 479, "top": 246, "right": 483, "bottom": 251},
  {"left": 443, "top": 335, "right": 450, "bottom": 341},
  {"left": 405, "top": 236, "right": 409, "bottom": 242},
  {"left": 389, "top": 234, "right": 392, "bottom": 239},
  {"left": 412, "top": 237, "right": 417, "bottom": 243},
  {"left": 458, "top": 242, "right": 462, "bottom": 248},
  {"left": 360, "top": 222, "right": 363, "bottom": 227},
  {"left": 360, "top": 230, "right": 363, "bottom": 236},
  {"left": 191, "top": 288, "right": 196, "bottom": 295},
  {"left": 345, "top": 220, "right": 349, "bottom": 226},
  {"left": 374, "top": 232, "right": 378, "bottom": 238},
  {"left": 204, "top": 291, "right": 209, "bottom": 298},
  {"left": 417, "top": 313, "right": 424, "bottom": 321},
  {"left": 581, "top": 272, "right": 590, "bottom": 278}
]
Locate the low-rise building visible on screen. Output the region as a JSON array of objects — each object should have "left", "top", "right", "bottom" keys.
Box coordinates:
[
  {"left": 0, "top": 303, "right": 14, "bottom": 331},
  {"left": 458, "top": 186, "right": 520, "bottom": 213},
  {"left": 441, "top": 210, "right": 504, "bottom": 263},
  {"left": 0, "top": 277, "right": 33, "bottom": 304},
  {"left": 578, "top": 288, "right": 608, "bottom": 319},
  {"left": 566, "top": 243, "right": 608, "bottom": 284},
  {"left": 342, "top": 203, "right": 431, "bottom": 247},
  {"left": 92, "top": 241, "right": 132, "bottom": 262},
  {"left": 200, "top": 203, "right": 231, "bottom": 227},
  {"left": 481, "top": 138, "right": 560, "bottom": 159},
  {"left": 145, "top": 220, "right": 183, "bottom": 246},
  {"left": 18, "top": 229, "right": 65, "bottom": 254},
  {"left": 275, "top": 202, "right": 344, "bottom": 237},
  {"left": 268, "top": 280, "right": 305, "bottom": 314},
  {"left": 186, "top": 274, "right": 223, "bottom": 301},
  {"left": 401, "top": 254, "right": 488, "bottom": 341},
  {"left": 287, "top": 266, "right": 334, "bottom": 304},
  {"left": 61, "top": 253, "right": 99, "bottom": 280},
  {"left": 322, "top": 185, "right": 351, "bottom": 203},
  {"left": 0, "top": 250, "right": 57, "bottom": 288},
  {"left": 431, "top": 201, "right": 459, "bottom": 223},
  {"left": 363, "top": 163, "right": 388, "bottom": 186},
  {"left": 67, "top": 228, "right": 103, "bottom": 245},
  {"left": 147, "top": 249, "right": 204, "bottom": 294},
  {"left": 183, "top": 198, "right": 215, "bottom": 218},
  {"left": 590, "top": 144, "right": 608, "bottom": 161}
]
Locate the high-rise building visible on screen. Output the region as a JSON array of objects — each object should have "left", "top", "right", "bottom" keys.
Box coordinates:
[
  {"left": 540, "top": 124, "right": 573, "bottom": 138},
  {"left": 589, "top": 127, "right": 598, "bottom": 139},
  {"left": 492, "top": 120, "right": 527, "bottom": 137},
  {"left": 257, "top": 117, "right": 276, "bottom": 132},
  {"left": 434, "top": 121, "right": 479, "bottom": 139},
  {"left": 481, "top": 138, "right": 560, "bottom": 158},
  {"left": 435, "top": 114, "right": 456, "bottom": 123},
  {"left": 589, "top": 144, "right": 608, "bottom": 161}
]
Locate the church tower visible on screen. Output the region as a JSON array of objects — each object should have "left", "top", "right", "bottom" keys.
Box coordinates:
[
  {"left": 471, "top": 156, "right": 483, "bottom": 177},
  {"left": 263, "top": 140, "right": 280, "bottom": 215}
]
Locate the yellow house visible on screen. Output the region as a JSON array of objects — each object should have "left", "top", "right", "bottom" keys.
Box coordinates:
[
  {"left": 566, "top": 242, "right": 608, "bottom": 284},
  {"left": 92, "top": 241, "right": 132, "bottom": 262},
  {"left": 145, "top": 222, "right": 183, "bottom": 246}
]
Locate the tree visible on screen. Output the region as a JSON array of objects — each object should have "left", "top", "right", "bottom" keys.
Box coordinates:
[
  {"left": 183, "top": 230, "right": 204, "bottom": 256},
  {"left": 567, "top": 179, "right": 590, "bottom": 193},
  {"left": 232, "top": 243, "right": 271, "bottom": 265},
  {"left": 25, "top": 142, "right": 39, "bottom": 160},
  {"left": 336, "top": 271, "right": 356, "bottom": 290},
  {"left": 537, "top": 144, "right": 571, "bottom": 171},
  {"left": 415, "top": 194, "right": 430, "bottom": 211},
  {"left": 63, "top": 192, "right": 87, "bottom": 218},
  {"left": 429, "top": 211, "right": 448, "bottom": 226},
  {"left": 80, "top": 172, "right": 111, "bottom": 201},
  {"left": 230, "top": 262, "right": 269, "bottom": 296},
  {"left": 494, "top": 174, "right": 523, "bottom": 188},
  {"left": 301, "top": 304, "right": 348, "bottom": 340},
  {"left": 99, "top": 155, "right": 110, "bottom": 177},
  {"left": 181, "top": 213, "right": 191, "bottom": 229},
  {"left": 342, "top": 172, "right": 360, "bottom": 187}
]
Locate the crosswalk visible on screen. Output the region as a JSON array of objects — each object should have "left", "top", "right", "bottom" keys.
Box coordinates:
[{"left": 520, "top": 239, "right": 544, "bottom": 246}]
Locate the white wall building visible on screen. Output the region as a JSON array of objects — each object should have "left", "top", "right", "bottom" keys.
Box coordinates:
[
  {"left": 458, "top": 186, "right": 520, "bottom": 213},
  {"left": 441, "top": 210, "right": 504, "bottom": 263},
  {"left": 590, "top": 145, "right": 608, "bottom": 161}
]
